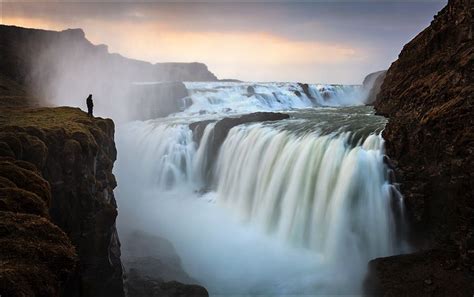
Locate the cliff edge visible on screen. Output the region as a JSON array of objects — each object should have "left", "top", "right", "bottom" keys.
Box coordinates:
[
  {"left": 0, "top": 107, "right": 124, "bottom": 297},
  {"left": 371, "top": 0, "right": 474, "bottom": 295}
]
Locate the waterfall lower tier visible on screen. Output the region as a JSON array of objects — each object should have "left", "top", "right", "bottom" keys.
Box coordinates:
[
  {"left": 215, "top": 126, "right": 397, "bottom": 264},
  {"left": 115, "top": 107, "right": 406, "bottom": 296}
]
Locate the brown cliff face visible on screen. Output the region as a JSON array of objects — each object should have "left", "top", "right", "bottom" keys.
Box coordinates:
[
  {"left": 0, "top": 107, "right": 124, "bottom": 297},
  {"left": 371, "top": 0, "right": 474, "bottom": 295}
]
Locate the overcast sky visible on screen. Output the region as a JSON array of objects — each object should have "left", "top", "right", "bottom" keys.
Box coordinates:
[{"left": 1, "top": 1, "right": 446, "bottom": 84}]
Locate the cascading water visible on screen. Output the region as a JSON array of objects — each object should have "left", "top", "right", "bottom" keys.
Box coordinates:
[
  {"left": 179, "top": 82, "right": 367, "bottom": 116},
  {"left": 114, "top": 82, "right": 406, "bottom": 296}
]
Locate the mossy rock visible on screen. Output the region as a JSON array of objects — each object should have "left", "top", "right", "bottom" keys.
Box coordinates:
[
  {"left": 0, "top": 188, "right": 49, "bottom": 217},
  {"left": 0, "top": 211, "right": 77, "bottom": 297},
  {"left": 0, "top": 161, "right": 51, "bottom": 205}
]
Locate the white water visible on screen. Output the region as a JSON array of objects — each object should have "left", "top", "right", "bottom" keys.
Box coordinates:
[
  {"left": 115, "top": 102, "right": 405, "bottom": 295},
  {"left": 179, "top": 82, "right": 367, "bottom": 116}
]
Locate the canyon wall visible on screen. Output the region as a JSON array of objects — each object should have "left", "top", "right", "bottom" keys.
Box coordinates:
[{"left": 370, "top": 0, "right": 474, "bottom": 295}]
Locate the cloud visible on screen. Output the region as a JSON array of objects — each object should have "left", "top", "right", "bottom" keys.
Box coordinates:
[{"left": 1, "top": 1, "right": 446, "bottom": 83}]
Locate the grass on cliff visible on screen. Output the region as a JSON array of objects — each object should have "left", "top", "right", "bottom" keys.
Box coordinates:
[{"left": 0, "top": 107, "right": 113, "bottom": 144}]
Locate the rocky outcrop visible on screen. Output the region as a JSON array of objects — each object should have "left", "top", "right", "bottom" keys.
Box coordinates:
[
  {"left": 130, "top": 82, "right": 188, "bottom": 119},
  {"left": 362, "top": 70, "right": 386, "bottom": 104},
  {"left": 297, "top": 83, "right": 316, "bottom": 103},
  {"left": 0, "top": 107, "right": 124, "bottom": 297},
  {"left": 370, "top": 0, "right": 474, "bottom": 295},
  {"left": 122, "top": 231, "right": 208, "bottom": 297}
]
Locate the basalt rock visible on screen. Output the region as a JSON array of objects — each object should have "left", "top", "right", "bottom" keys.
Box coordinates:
[
  {"left": 370, "top": 0, "right": 474, "bottom": 295},
  {"left": 0, "top": 107, "right": 124, "bottom": 297}
]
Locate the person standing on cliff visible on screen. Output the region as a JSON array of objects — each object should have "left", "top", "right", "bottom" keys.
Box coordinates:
[{"left": 86, "top": 94, "right": 94, "bottom": 118}]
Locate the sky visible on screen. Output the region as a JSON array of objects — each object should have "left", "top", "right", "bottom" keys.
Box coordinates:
[{"left": 1, "top": 1, "right": 446, "bottom": 84}]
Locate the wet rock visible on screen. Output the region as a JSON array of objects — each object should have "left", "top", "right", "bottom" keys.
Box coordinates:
[
  {"left": 298, "top": 83, "right": 316, "bottom": 103},
  {"left": 247, "top": 85, "right": 256, "bottom": 96}
]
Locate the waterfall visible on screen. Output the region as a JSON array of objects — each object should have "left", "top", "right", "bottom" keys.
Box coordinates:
[
  {"left": 179, "top": 82, "right": 365, "bottom": 116},
  {"left": 215, "top": 125, "right": 397, "bottom": 266},
  {"left": 115, "top": 104, "right": 405, "bottom": 295}
]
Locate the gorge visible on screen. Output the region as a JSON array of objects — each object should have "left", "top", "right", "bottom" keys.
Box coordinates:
[{"left": 0, "top": 0, "right": 473, "bottom": 295}]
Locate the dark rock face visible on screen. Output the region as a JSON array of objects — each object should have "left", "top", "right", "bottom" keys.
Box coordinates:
[
  {"left": 297, "top": 83, "right": 316, "bottom": 103},
  {"left": 126, "top": 270, "right": 208, "bottom": 297},
  {"left": 366, "top": 249, "right": 474, "bottom": 297},
  {"left": 130, "top": 82, "right": 189, "bottom": 119},
  {"left": 0, "top": 107, "right": 124, "bottom": 297},
  {"left": 362, "top": 70, "right": 386, "bottom": 105},
  {"left": 371, "top": 0, "right": 474, "bottom": 295},
  {"left": 122, "top": 231, "right": 208, "bottom": 297}
]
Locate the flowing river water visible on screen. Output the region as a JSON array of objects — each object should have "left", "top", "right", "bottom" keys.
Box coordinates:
[{"left": 114, "top": 82, "right": 407, "bottom": 296}]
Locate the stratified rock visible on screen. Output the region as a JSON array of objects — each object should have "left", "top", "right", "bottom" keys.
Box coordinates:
[
  {"left": 362, "top": 70, "right": 386, "bottom": 104},
  {"left": 370, "top": 0, "right": 474, "bottom": 295}
]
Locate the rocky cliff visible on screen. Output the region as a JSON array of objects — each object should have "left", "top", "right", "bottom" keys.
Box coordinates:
[
  {"left": 0, "top": 107, "right": 124, "bottom": 297},
  {"left": 370, "top": 0, "right": 474, "bottom": 295},
  {"left": 0, "top": 25, "right": 217, "bottom": 87}
]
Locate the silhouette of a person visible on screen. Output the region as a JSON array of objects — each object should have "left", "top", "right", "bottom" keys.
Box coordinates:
[{"left": 86, "top": 94, "right": 94, "bottom": 118}]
